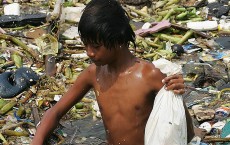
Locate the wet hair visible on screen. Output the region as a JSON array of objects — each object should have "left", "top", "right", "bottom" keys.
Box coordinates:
[{"left": 78, "top": 0, "right": 136, "bottom": 49}]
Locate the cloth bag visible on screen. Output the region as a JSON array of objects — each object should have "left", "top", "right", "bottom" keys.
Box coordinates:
[{"left": 145, "top": 58, "right": 187, "bottom": 145}]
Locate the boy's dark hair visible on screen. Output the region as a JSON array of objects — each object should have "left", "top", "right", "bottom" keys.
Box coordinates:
[{"left": 78, "top": 0, "right": 136, "bottom": 49}]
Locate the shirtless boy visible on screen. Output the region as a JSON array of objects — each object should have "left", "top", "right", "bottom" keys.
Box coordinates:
[{"left": 31, "top": 0, "right": 194, "bottom": 144}]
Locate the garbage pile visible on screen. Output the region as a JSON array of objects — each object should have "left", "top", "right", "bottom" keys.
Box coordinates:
[{"left": 0, "top": 0, "right": 229, "bottom": 144}]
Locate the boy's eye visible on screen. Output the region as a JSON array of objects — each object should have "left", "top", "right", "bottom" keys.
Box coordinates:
[
  {"left": 83, "top": 42, "right": 102, "bottom": 49},
  {"left": 91, "top": 44, "right": 101, "bottom": 48}
]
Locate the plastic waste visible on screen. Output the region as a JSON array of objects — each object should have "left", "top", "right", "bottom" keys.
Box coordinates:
[
  {"left": 218, "top": 21, "right": 230, "bottom": 31},
  {"left": 35, "top": 34, "right": 59, "bottom": 56},
  {"left": 199, "top": 122, "right": 212, "bottom": 133},
  {"left": 187, "top": 21, "right": 218, "bottom": 31},
  {"left": 62, "top": 26, "right": 79, "bottom": 40},
  {"left": 145, "top": 58, "right": 187, "bottom": 145},
  {"left": 207, "top": 2, "right": 230, "bottom": 18},
  {"left": 221, "top": 121, "right": 230, "bottom": 138},
  {"left": 188, "top": 136, "right": 201, "bottom": 145},
  {"left": 60, "top": 6, "right": 85, "bottom": 23},
  {"left": 215, "top": 37, "right": 230, "bottom": 49},
  {"left": 92, "top": 101, "right": 101, "bottom": 118},
  {"left": 183, "top": 43, "right": 202, "bottom": 54},
  {"left": 4, "top": 3, "right": 20, "bottom": 15},
  {"left": 215, "top": 107, "right": 230, "bottom": 118},
  {"left": 0, "top": 13, "right": 47, "bottom": 28},
  {"left": 192, "top": 104, "right": 215, "bottom": 121},
  {"left": 135, "top": 20, "right": 171, "bottom": 36}
]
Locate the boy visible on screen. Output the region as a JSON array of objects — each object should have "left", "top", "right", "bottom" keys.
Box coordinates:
[{"left": 31, "top": 0, "right": 194, "bottom": 144}]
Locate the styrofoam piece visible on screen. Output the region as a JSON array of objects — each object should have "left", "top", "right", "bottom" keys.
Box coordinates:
[
  {"left": 62, "top": 26, "right": 79, "bottom": 39},
  {"left": 60, "top": 6, "right": 85, "bottom": 23},
  {"left": 4, "top": 3, "right": 20, "bottom": 15},
  {"left": 199, "top": 122, "right": 212, "bottom": 133},
  {"left": 208, "top": 0, "right": 217, "bottom": 3},
  {"left": 142, "top": 22, "right": 151, "bottom": 29},
  {"left": 187, "top": 21, "right": 218, "bottom": 31},
  {"left": 212, "top": 121, "right": 226, "bottom": 130}
]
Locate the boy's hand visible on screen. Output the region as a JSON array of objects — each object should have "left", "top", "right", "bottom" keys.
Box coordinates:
[{"left": 162, "top": 74, "right": 185, "bottom": 94}]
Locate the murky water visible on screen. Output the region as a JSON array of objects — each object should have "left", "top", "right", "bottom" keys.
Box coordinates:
[
  {"left": 61, "top": 115, "right": 106, "bottom": 145},
  {"left": 61, "top": 91, "right": 107, "bottom": 145}
]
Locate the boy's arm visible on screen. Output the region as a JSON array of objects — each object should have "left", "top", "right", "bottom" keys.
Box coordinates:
[
  {"left": 150, "top": 73, "right": 186, "bottom": 94},
  {"left": 30, "top": 65, "right": 95, "bottom": 145}
]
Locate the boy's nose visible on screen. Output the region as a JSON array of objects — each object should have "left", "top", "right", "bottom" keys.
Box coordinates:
[{"left": 85, "top": 47, "right": 95, "bottom": 58}]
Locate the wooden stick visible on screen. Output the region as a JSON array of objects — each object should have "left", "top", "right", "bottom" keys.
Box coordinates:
[
  {"left": 31, "top": 104, "right": 41, "bottom": 127},
  {"left": 0, "top": 61, "right": 14, "bottom": 69},
  {"left": 203, "top": 137, "right": 230, "bottom": 143},
  {"left": 19, "top": 90, "right": 34, "bottom": 104}
]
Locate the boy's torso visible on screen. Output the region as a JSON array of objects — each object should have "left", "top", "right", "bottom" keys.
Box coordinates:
[{"left": 91, "top": 59, "right": 162, "bottom": 145}]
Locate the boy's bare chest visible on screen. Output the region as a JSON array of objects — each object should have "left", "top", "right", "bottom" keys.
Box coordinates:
[
  {"left": 95, "top": 72, "right": 147, "bottom": 96},
  {"left": 93, "top": 65, "right": 156, "bottom": 111},
  {"left": 93, "top": 74, "right": 154, "bottom": 110}
]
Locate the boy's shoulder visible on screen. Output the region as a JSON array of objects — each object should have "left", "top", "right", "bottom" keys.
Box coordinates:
[
  {"left": 139, "top": 59, "right": 166, "bottom": 91},
  {"left": 81, "top": 63, "right": 96, "bottom": 74},
  {"left": 137, "top": 58, "right": 161, "bottom": 72},
  {"left": 80, "top": 63, "right": 97, "bottom": 80},
  {"left": 134, "top": 59, "right": 164, "bottom": 80},
  {"left": 137, "top": 58, "right": 165, "bottom": 86}
]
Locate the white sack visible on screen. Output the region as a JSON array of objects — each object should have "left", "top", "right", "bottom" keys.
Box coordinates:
[{"left": 145, "top": 58, "right": 187, "bottom": 145}]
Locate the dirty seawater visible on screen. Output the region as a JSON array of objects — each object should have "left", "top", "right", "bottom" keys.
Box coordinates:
[
  {"left": 49, "top": 91, "right": 107, "bottom": 145},
  {"left": 60, "top": 115, "right": 106, "bottom": 145}
]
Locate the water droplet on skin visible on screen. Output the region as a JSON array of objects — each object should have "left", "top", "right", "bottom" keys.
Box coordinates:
[
  {"left": 97, "top": 78, "right": 99, "bottom": 82},
  {"left": 118, "top": 143, "right": 121, "bottom": 145},
  {"left": 136, "top": 73, "right": 142, "bottom": 78},
  {"left": 125, "top": 71, "right": 132, "bottom": 75}
]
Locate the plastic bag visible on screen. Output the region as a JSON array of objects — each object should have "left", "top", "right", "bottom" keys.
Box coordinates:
[{"left": 145, "top": 58, "right": 187, "bottom": 145}]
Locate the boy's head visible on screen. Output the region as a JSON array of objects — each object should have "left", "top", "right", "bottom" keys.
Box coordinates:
[{"left": 78, "top": 0, "right": 136, "bottom": 49}]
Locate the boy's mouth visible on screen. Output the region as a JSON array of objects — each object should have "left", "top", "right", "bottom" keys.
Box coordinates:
[
  {"left": 92, "top": 60, "right": 104, "bottom": 66},
  {"left": 90, "top": 59, "right": 99, "bottom": 64}
]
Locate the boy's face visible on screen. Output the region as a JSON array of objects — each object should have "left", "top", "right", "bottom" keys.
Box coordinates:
[{"left": 84, "top": 43, "right": 116, "bottom": 66}]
